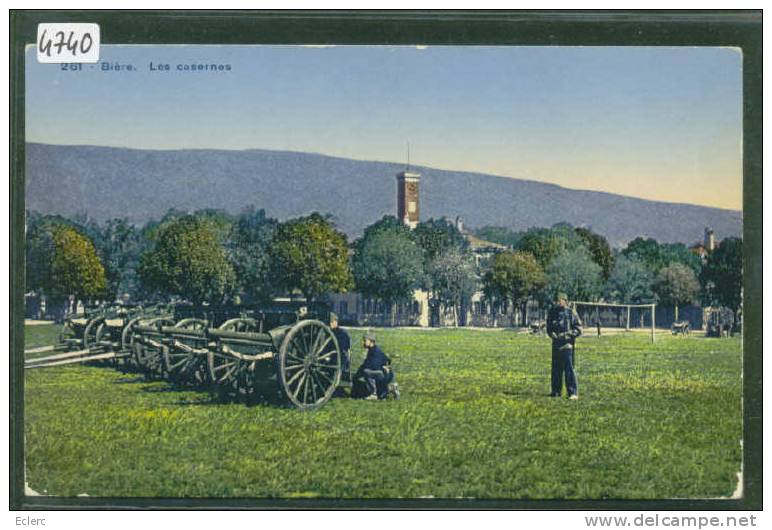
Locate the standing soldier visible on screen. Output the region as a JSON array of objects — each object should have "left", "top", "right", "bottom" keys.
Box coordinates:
[
  {"left": 547, "top": 292, "right": 583, "bottom": 400},
  {"left": 328, "top": 312, "right": 351, "bottom": 381}
]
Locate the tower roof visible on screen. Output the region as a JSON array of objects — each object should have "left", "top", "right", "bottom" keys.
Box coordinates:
[{"left": 396, "top": 170, "right": 421, "bottom": 181}]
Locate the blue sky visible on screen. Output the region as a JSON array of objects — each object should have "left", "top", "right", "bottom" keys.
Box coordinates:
[{"left": 25, "top": 45, "right": 742, "bottom": 210}]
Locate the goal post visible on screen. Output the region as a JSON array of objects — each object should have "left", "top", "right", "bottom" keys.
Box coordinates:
[{"left": 568, "top": 301, "right": 657, "bottom": 343}]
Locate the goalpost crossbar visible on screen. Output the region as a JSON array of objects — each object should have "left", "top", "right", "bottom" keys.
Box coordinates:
[
  {"left": 568, "top": 301, "right": 657, "bottom": 343},
  {"left": 567, "top": 301, "right": 655, "bottom": 309}
]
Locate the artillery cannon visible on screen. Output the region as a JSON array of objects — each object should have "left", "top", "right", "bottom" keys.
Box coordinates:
[
  {"left": 25, "top": 303, "right": 172, "bottom": 369},
  {"left": 25, "top": 300, "right": 346, "bottom": 410},
  {"left": 131, "top": 302, "right": 345, "bottom": 409}
]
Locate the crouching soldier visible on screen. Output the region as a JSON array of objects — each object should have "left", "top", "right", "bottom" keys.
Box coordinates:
[{"left": 354, "top": 331, "right": 400, "bottom": 400}]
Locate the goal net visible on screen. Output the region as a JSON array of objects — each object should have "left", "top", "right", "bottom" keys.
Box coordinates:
[{"left": 568, "top": 301, "right": 657, "bottom": 343}]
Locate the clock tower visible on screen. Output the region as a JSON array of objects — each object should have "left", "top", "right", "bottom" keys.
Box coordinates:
[{"left": 396, "top": 170, "right": 421, "bottom": 229}]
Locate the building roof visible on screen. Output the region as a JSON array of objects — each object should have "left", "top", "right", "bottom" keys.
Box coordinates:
[{"left": 464, "top": 233, "right": 508, "bottom": 251}]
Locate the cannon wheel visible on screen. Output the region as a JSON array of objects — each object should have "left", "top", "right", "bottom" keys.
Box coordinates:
[
  {"left": 163, "top": 318, "right": 208, "bottom": 383},
  {"left": 121, "top": 316, "right": 143, "bottom": 352},
  {"left": 207, "top": 318, "right": 259, "bottom": 386},
  {"left": 83, "top": 316, "right": 105, "bottom": 350},
  {"left": 277, "top": 319, "right": 341, "bottom": 410},
  {"left": 94, "top": 321, "right": 124, "bottom": 367},
  {"left": 118, "top": 316, "right": 144, "bottom": 369},
  {"left": 131, "top": 317, "right": 175, "bottom": 374}
]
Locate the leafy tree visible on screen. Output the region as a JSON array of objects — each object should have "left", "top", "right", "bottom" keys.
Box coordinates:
[
  {"left": 45, "top": 226, "right": 107, "bottom": 305},
  {"left": 516, "top": 225, "right": 584, "bottom": 269},
  {"left": 98, "top": 218, "right": 146, "bottom": 300},
  {"left": 26, "top": 212, "right": 97, "bottom": 294},
  {"left": 25, "top": 215, "right": 106, "bottom": 304},
  {"left": 352, "top": 227, "right": 424, "bottom": 325},
  {"left": 227, "top": 207, "right": 279, "bottom": 303},
  {"left": 517, "top": 228, "right": 563, "bottom": 268},
  {"left": 653, "top": 262, "right": 700, "bottom": 321},
  {"left": 658, "top": 242, "right": 703, "bottom": 275},
  {"left": 575, "top": 227, "right": 614, "bottom": 280},
  {"left": 546, "top": 246, "right": 603, "bottom": 302},
  {"left": 267, "top": 213, "right": 353, "bottom": 301},
  {"left": 413, "top": 217, "right": 466, "bottom": 265},
  {"left": 605, "top": 255, "right": 655, "bottom": 304},
  {"left": 474, "top": 226, "right": 521, "bottom": 248},
  {"left": 483, "top": 250, "right": 546, "bottom": 324},
  {"left": 427, "top": 247, "right": 478, "bottom": 326},
  {"left": 70, "top": 211, "right": 105, "bottom": 250},
  {"left": 192, "top": 208, "right": 236, "bottom": 243},
  {"left": 700, "top": 237, "right": 743, "bottom": 319},
  {"left": 138, "top": 215, "right": 236, "bottom": 303},
  {"left": 621, "top": 237, "right": 663, "bottom": 271},
  {"left": 622, "top": 238, "right": 701, "bottom": 276},
  {"left": 25, "top": 211, "right": 56, "bottom": 294},
  {"left": 27, "top": 211, "right": 150, "bottom": 301},
  {"left": 359, "top": 215, "right": 413, "bottom": 240}
]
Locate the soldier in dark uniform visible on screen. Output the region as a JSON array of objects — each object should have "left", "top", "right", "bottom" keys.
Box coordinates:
[
  {"left": 547, "top": 292, "right": 583, "bottom": 399},
  {"left": 328, "top": 312, "right": 351, "bottom": 380},
  {"left": 354, "top": 331, "right": 399, "bottom": 400}
]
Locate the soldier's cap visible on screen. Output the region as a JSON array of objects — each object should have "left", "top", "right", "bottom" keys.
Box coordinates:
[
  {"left": 364, "top": 331, "right": 376, "bottom": 342},
  {"left": 555, "top": 292, "right": 569, "bottom": 302}
]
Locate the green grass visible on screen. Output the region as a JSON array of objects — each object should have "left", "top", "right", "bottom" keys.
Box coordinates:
[
  {"left": 24, "top": 323, "right": 62, "bottom": 358},
  {"left": 24, "top": 323, "right": 742, "bottom": 499}
]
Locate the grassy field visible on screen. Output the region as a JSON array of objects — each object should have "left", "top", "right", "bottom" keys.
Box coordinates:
[{"left": 23, "top": 323, "right": 742, "bottom": 499}]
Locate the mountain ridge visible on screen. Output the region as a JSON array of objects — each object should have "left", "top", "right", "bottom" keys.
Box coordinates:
[{"left": 24, "top": 143, "right": 742, "bottom": 247}]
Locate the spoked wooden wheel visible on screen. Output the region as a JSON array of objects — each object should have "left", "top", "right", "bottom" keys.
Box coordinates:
[
  {"left": 132, "top": 318, "right": 174, "bottom": 375},
  {"left": 94, "top": 321, "right": 124, "bottom": 368},
  {"left": 278, "top": 319, "right": 341, "bottom": 410},
  {"left": 219, "top": 318, "right": 261, "bottom": 334},
  {"left": 163, "top": 319, "right": 208, "bottom": 383},
  {"left": 207, "top": 349, "right": 244, "bottom": 386},
  {"left": 207, "top": 319, "right": 258, "bottom": 388},
  {"left": 118, "top": 317, "right": 143, "bottom": 370},
  {"left": 83, "top": 317, "right": 104, "bottom": 349}
]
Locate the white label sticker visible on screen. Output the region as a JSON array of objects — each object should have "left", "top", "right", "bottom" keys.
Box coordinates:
[{"left": 37, "top": 23, "right": 100, "bottom": 63}]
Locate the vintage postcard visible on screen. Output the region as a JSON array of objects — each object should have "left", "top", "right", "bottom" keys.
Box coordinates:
[{"left": 13, "top": 14, "right": 758, "bottom": 510}]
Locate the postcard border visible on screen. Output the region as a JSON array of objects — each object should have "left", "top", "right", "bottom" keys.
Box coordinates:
[{"left": 9, "top": 9, "right": 762, "bottom": 510}]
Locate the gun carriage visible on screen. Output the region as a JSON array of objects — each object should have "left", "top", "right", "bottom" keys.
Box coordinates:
[
  {"left": 26, "top": 301, "right": 346, "bottom": 410},
  {"left": 26, "top": 304, "right": 170, "bottom": 369}
]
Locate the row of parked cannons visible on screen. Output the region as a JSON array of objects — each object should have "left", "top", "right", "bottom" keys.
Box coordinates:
[{"left": 25, "top": 302, "right": 349, "bottom": 410}]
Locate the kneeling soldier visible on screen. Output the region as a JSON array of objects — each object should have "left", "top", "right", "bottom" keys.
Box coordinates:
[{"left": 355, "top": 331, "right": 399, "bottom": 400}]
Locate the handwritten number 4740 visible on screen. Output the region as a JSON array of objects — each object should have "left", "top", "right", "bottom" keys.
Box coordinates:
[{"left": 39, "top": 30, "right": 93, "bottom": 57}]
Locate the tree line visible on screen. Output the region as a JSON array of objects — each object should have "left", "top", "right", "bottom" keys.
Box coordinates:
[
  {"left": 477, "top": 223, "right": 742, "bottom": 325},
  {"left": 25, "top": 208, "right": 742, "bottom": 326}
]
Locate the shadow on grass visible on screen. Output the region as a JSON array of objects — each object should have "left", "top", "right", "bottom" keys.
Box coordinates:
[
  {"left": 129, "top": 375, "right": 296, "bottom": 409},
  {"left": 501, "top": 389, "right": 544, "bottom": 398},
  {"left": 111, "top": 360, "right": 357, "bottom": 410},
  {"left": 113, "top": 376, "right": 148, "bottom": 384}
]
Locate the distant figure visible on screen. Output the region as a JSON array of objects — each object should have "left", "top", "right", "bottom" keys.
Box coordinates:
[
  {"left": 329, "top": 312, "right": 351, "bottom": 380},
  {"left": 547, "top": 293, "right": 583, "bottom": 400},
  {"left": 355, "top": 331, "right": 399, "bottom": 400}
]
